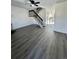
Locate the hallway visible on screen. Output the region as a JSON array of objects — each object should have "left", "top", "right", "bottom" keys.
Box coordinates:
[{"left": 11, "top": 24, "right": 67, "bottom": 59}]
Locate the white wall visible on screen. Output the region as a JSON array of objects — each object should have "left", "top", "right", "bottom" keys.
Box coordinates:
[
  {"left": 54, "top": 1, "right": 67, "bottom": 33},
  {"left": 11, "top": 5, "right": 38, "bottom": 30}
]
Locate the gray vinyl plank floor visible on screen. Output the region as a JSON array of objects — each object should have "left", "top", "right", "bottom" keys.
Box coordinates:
[{"left": 11, "top": 24, "right": 67, "bottom": 59}]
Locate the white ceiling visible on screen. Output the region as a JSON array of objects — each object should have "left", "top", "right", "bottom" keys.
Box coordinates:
[
  {"left": 12, "top": 0, "right": 66, "bottom": 8},
  {"left": 12, "top": 0, "right": 25, "bottom": 3}
]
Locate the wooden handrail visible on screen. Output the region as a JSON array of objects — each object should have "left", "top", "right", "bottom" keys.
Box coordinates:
[{"left": 29, "top": 10, "right": 43, "bottom": 21}]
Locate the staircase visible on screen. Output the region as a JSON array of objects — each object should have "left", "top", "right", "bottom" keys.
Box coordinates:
[{"left": 29, "top": 7, "right": 45, "bottom": 28}]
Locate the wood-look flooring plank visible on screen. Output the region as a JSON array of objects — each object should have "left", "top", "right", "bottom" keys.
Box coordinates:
[{"left": 11, "top": 24, "right": 67, "bottom": 59}]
